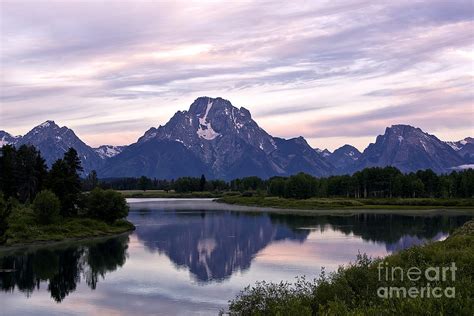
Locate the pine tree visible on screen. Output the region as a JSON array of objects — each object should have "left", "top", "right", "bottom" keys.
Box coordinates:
[
  {"left": 47, "top": 148, "right": 83, "bottom": 217},
  {"left": 16, "top": 145, "right": 48, "bottom": 202},
  {"left": 0, "top": 145, "right": 18, "bottom": 199},
  {"left": 0, "top": 193, "right": 11, "bottom": 244},
  {"left": 199, "top": 174, "right": 207, "bottom": 191},
  {"left": 84, "top": 170, "right": 99, "bottom": 191}
]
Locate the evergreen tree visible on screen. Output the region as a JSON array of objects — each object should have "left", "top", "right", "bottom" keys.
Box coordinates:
[
  {"left": 199, "top": 174, "right": 207, "bottom": 191},
  {"left": 83, "top": 170, "right": 99, "bottom": 191},
  {"left": 64, "top": 148, "right": 83, "bottom": 175},
  {"left": 0, "top": 193, "right": 11, "bottom": 244},
  {"left": 16, "top": 145, "right": 47, "bottom": 202},
  {"left": 47, "top": 159, "right": 71, "bottom": 216},
  {"left": 0, "top": 145, "right": 18, "bottom": 199},
  {"left": 47, "top": 149, "right": 83, "bottom": 217},
  {"left": 138, "top": 176, "right": 152, "bottom": 191}
]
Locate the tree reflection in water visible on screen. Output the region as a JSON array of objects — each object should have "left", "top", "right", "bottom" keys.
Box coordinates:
[
  {"left": 1, "top": 209, "right": 471, "bottom": 303},
  {"left": 0, "top": 235, "right": 129, "bottom": 302}
]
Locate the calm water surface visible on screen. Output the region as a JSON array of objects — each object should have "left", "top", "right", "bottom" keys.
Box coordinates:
[{"left": 0, "top": 199, "right": 472, "bottom": 315}]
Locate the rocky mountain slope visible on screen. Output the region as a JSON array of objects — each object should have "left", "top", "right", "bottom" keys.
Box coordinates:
[
  {"left": 446, "top": 137, "right": 474, "bottom": 163},
  {"left": 0, "top": 131, "right": 20, "bottom": 146},
  {"left": 327, "top": 144, "right": 361, "bottom": 173},
  {"left": 352, "top": 125, "right": 464, "bottom": 173},
  {"left": 17, "top": 121, "right": 104, "bottom": 174}
]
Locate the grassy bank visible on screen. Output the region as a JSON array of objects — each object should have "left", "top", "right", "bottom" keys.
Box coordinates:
[
  {"left": 118, "top": 190, "right": 234, "bottom": 198},
  {"left": 1, "top": 205, "right": 134, "bottom": 247},
  {"left": 218, "top": 195, "right": 474, "bottom": 210},
  {"left": 226, "top": 220, "right": 474, "bottom": 315}
]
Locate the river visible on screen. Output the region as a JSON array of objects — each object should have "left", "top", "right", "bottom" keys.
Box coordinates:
[{"left": 0, "top": 199, "right": 471, "bottom": 315}]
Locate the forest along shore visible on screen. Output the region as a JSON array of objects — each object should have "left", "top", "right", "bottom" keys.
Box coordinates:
[
  {"left": 217, "top": 195, "right": 474, "bottom": 210},
  {"left": 0, "top": 145, "right": 134, "bottom": 248}
]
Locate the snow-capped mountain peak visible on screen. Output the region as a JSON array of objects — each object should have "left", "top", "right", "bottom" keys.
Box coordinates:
[
  {"left": 16, "top": 120, "right": 103, "bottom": 174},
  {"left": 138, "top": 97, "right": 277, "bottom": 153},
  {"left": 39, "top": 120, "right": 55, "bottom": 128},
  {"left": 446, "top": 137, "right": 474, "bottom": 163},
  {"left": 354, "top": 124, "right": 464, "bottom": 173},
  {"left": 0, "top": 131, "right": 21, "bottom": 146},
  {"left": 111, "top": 97, "right": 333, "bottom": 179},
  {"left": 94, "top": 145, "right": 125, "bottom": 159},
  {"left": 315, "top": 148, "right": 332, "bottom": 157}
]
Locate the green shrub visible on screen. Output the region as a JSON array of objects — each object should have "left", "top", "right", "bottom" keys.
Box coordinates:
[
  {"left": 227, "top": 220, "right": 474, "bottom": 315},
  {"left": 33, "top": 190, "right": 61, "bottom": 225},
  {"left": 86, "top": 188, "right": 129, "bottom": 223}
]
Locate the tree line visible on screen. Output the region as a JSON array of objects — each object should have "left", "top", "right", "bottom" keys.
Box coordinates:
[
  {"left": 100, "top": 174, "right": 230, "bottom": 193},
  {"left": 0, "top": 145, "right": 128, "bottom": 244},
  {"left": 265, "top": 167, "right": 474, "bottom": 199},
  {"left": 99, "top": 166, "right": 473, "bottom": 199}
]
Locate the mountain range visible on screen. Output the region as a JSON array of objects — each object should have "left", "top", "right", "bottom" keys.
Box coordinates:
[{"left": 1, "top": 96, "right": 472, "bottom": 179}]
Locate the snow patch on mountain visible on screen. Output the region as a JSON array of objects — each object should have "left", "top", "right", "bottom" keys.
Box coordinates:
[
  {"left": 94, "top": 145, "right": 125, "bottom": 159},
  {"left": 0, "top": 132, "right": 20, "bottom": 146},
  {"left": 39, "top": 121, "right": 53, "bottom": 128},
  {"left": 446, "top": 142, "right": 461, "bottom": 151},
  {"left": 0, "top": 138, "right": 10, "bottom": 146},
  {"left": 451, "top": 164, "right": 474, "bottom": 170},
  {"left": 420, "top": 140, "right": 428, "bottom": 152},
  {"left": 315, "top": 148, "right": 331, "bottom": 157},
  {"left": 197, "top": 100, "right": 220, "bottom": 140}
]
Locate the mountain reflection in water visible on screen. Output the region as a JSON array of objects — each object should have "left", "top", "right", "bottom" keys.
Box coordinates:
[
  {"left": 0, "top": 199, "right": 471, "bottom": 308},
  {"left": 132, "top": 208, "right": 468, "bottom": 282}
]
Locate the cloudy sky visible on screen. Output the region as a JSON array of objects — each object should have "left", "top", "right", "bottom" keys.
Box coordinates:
[{"left": 1, "top": 0, "right": 473, "bottom": 151}]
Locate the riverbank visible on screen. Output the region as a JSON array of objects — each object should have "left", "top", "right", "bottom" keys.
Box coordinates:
[
  {"left": 118, "top": 190, "right": 228, "bottom": 198},
  {"left": 217, "top": 195, "right": 474, "bottom": 210},
  {"left": 227, "top": 219, "right": 474, "bottom": 315},
  {"left": 1, "top": 205, "right": 134, "bottom": 248}
]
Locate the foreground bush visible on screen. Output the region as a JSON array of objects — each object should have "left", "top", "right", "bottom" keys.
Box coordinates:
[
  {"left": 86, "top": 188, "right": 129, "bottom": 223},
  {"left": 33, "top": 190, "right": 61, "bottom": 225},
  {"left": 226, "top": 220, "right": 474, "bottom": 315}
]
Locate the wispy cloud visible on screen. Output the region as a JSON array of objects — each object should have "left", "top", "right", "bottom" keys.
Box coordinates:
[{"left": 1, "top": 0, "right": 472, "bottom": 149}]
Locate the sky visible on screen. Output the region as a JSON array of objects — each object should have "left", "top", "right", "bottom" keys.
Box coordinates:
[{"left": 0, "top": 0, "right": 473, "bottom": 151}]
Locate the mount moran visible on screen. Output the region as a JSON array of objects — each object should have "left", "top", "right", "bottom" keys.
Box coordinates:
[{"left": 1, "top": 97, "right": 472, "bottom": 179}]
